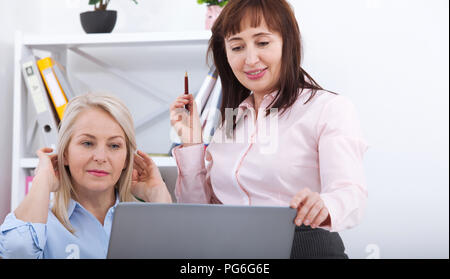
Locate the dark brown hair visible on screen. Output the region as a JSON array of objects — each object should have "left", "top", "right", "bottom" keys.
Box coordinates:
[{"left": 208, "top": 0, "right": 335, "bottom": 128}]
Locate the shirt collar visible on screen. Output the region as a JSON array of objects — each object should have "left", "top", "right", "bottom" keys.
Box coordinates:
[
  {"left": 67, "top": 191, "right": 120, "bottom": 219},
  {"left": 236, "top": 90, "right": 279, "bottom": 124}
]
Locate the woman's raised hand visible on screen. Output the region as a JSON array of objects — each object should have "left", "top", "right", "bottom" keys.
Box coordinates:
[
  {"left": 13, "top": 147, "right": 60, "bottom": 223},
  {"left": 131, "top": 150, "right": 172, "bottom": 203},
  {"left": 169, "top": 94, "right": 203, "bottom": 146},
  {"left": 35, "top": 147, "right": 60, "bottom": 192}
]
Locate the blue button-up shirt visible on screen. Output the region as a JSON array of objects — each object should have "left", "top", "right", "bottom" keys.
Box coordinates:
[{"left": 0, "top": 196, "right": 119, "bottom": 259}]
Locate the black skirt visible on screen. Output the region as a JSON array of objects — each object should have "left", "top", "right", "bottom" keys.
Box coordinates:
[{"left": 290, "top": 225, "right": 348, "bottom": 259}]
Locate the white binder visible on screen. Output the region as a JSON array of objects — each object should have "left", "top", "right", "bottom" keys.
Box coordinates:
[
  {"left": 201, "top": 77, "right": 222, "bottom": 144},
  {"left": 53, "top": 62, "right": 75, "bottom": 101},
  {"left": 21, "top": 55, "right": 59, "bottom": 150},
  {"left": 194, "top": 65, "right": 218, "bottom": 114}
]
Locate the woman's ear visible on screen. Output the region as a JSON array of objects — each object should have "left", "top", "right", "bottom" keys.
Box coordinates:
[
  {"left": 123, "top": 152, "right": 130, "bottom": 171},
  {"left": 63, "top": 150, "right": 69, "bottom": 166}
]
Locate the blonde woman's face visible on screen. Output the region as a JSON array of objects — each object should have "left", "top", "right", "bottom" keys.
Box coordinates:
[{"left": 64, "top": 108, "right": 127, "bottom": 194}]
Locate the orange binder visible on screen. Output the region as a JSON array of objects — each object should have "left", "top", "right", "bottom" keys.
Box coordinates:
[{"left": 37, "top": 57, "right": 69, "bottom": 120}]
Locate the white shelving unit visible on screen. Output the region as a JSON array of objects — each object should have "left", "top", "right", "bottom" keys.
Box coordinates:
[{"left": 11, "top": 31, "right": 211, "bottom": 211}]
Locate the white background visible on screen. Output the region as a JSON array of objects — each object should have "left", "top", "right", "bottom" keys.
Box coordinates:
[{"left": 0, "top": 0, "right": 448, "bottom": 259}]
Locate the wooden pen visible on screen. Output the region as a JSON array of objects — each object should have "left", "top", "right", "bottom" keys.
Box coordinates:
[{"left": 184, "top": 71, "right": 189, "bottom": 111}]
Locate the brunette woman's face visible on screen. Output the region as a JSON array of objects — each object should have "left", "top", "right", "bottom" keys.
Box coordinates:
[
  {"left": 225, "top": 17, "right": 283, "bottom": 96},
  {"left": 64, "top": 108, "right": 127, "bottom": 194}
]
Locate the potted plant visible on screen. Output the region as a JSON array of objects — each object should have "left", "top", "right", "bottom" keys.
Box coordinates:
[
  {"left": 197, "top": 0, "right": 228, "bottom": 30},
  {"left": 80, "top": 0, "right": 138, "bottom": 34}
]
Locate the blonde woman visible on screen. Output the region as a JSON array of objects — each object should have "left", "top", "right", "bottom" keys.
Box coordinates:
[{"left": 0, "top": 94, "right": 172, "bottom": 259}]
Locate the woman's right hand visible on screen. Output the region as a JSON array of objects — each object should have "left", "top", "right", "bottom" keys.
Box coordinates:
[
  {"left": 170, "top": 94, "right": 203, "bottom": 146},
  {"left": 34, "top": 147, "right": 60, "bottom": 192},
  {"left": 13, "top": 147, "right": 60, "bottom": 223}
]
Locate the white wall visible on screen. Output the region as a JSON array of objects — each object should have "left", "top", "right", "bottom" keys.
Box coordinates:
[
  {"left": 294, "top": 0, "right": 449, "bottom": 259},
  {"left": 0, "top": 0, "right": 42, "bottom": 234},
  {"left": 0, "top": 0, "right": 448, "bottom": 258}
]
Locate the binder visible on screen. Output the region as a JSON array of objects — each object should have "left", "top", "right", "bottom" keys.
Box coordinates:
[
  {"left": 52, "top": 60, "right": 75, "bottom": 101},
  {"left": 201, "top": 77, "right": 222, "bottom": 144},
  {"left": 21, "top": 56, "right": 59, "bottom": 149},
  {"left": 194, "top": 65, "right": 218, "bottom": 114},
  {"left": 37, "top": 57, "right": 69, "bottom": 120}
]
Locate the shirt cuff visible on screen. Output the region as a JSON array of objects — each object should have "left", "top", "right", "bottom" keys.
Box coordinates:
[
  {"left": 1, "top": 212, "right": 47, "bottom": 251},
  {"left": 172, "top": 144, "right": 206, "bottom": 176},
  {"left": 318, "top": 194, "right": 336, "bottom": 232}
]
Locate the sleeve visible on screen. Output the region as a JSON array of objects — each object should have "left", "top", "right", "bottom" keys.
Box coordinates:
[
  {"left": 316, "top": 96, "right": 369, "bottom": 232},
  {"left": 0, "top": 212, "right": 47, "bottom": 259},
  {"left": 172, "top": 144, "right": 220, "bottom": 204}
]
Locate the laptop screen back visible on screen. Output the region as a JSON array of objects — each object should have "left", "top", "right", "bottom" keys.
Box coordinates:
[{"left": 107, "top": 202, "right": 296, "bottom": 259}]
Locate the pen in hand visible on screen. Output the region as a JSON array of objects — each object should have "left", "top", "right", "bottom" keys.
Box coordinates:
[{"left": 184, "top": 71, "right": 190, "bottom": 112}]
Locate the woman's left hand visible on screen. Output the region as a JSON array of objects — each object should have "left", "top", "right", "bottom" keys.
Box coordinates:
[
  {"left": 289, "top": 188, "right": 331, "bottom": 229},
  {"left": 131, "top": 150, "right": 170, "bottom": 202}
]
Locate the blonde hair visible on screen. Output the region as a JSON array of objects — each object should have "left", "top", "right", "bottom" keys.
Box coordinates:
[{"left": 52, "top": 93, "right": 137, "bottom": 234}]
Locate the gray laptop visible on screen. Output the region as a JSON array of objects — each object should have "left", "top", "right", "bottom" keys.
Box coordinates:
[{"left": 107, "top": 203, "right": 297, "bottom": 259}]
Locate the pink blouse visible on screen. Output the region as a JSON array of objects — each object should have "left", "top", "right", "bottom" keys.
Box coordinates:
[{"left": 172, "top": 89, "right": 369, "bottom": 232}]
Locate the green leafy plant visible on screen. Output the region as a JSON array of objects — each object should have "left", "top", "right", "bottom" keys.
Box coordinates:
[
  {"left": 197, "top": 0, "right": 228, "bottom": 7},
  {"left": 88, "top": 0, "right": 138, "bottom": 11}
]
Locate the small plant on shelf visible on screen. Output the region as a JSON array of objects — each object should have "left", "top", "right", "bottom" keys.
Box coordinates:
[
  {"left": 81, "top": 0, "right": 137, "bottom": 33},
  {"left": 197, "top": 0, "right": 228, "bottom": 7},
  {"left": 88, "top": 0, "right": 138, "bottom": 11}
]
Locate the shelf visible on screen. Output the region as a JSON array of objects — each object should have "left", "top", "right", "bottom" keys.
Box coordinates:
[
  {"left": 21, "top": 31, "right": 212, "bottom": 48},
  {"left": 12, "top": 30, "right": 200, "bottom": 211},
  {"left": 20, "top": 156, "right": 177, "bottom": 169}
]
